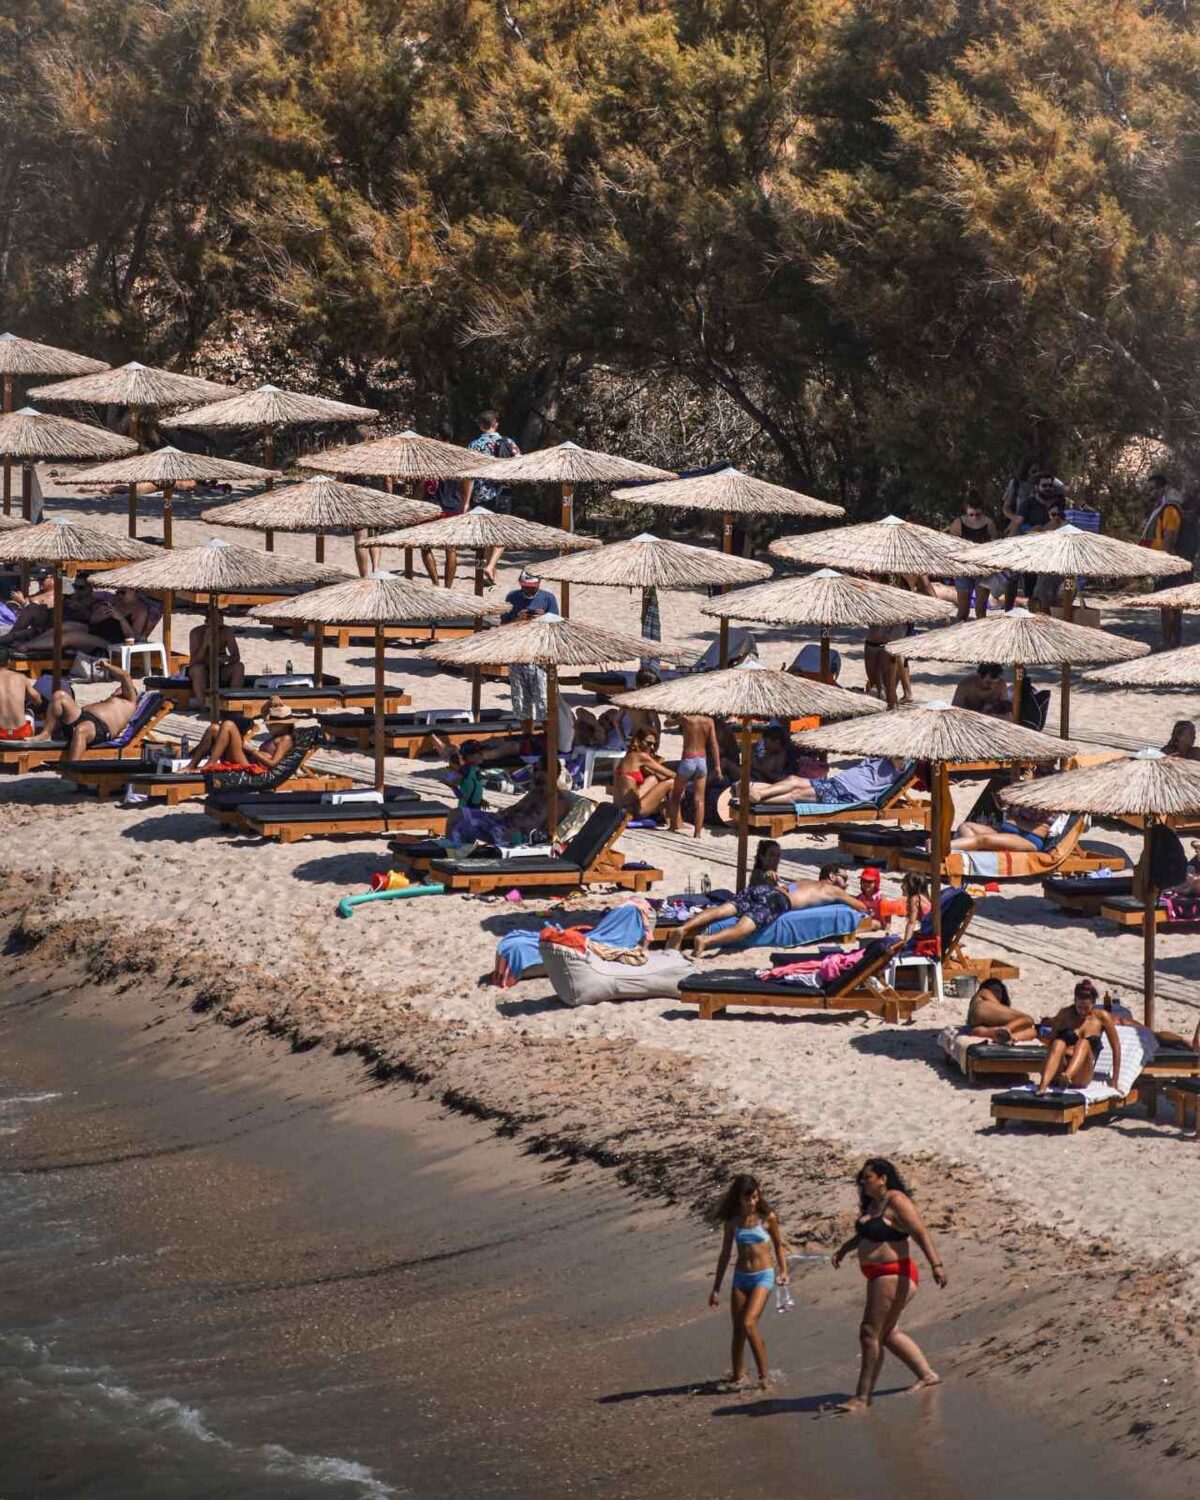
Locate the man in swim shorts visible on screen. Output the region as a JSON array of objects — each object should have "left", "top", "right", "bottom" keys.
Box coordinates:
[
  {"left": 42, "top": 660, "right": 139, "bottom": 760},
  {"left": 0, "top": 651, "right": 44, "bottom": 740},
  {"left": 667, "top": 713, "right": 720, "bottom": 838},
  {"left": 1035, "top": 979, "right": 1122, "bottom": 1095}
]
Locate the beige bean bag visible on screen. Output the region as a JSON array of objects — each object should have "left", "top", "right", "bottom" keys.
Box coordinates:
[{"left": 539, "top": 941, "right": 693, "bottom": 1007}]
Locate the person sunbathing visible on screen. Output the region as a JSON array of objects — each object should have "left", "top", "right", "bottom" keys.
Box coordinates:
[
  {"left": 0, "top": 654, "right": 43, "bottom": 739},
  {"left": 749, "top": 755, "right": 906, "bottom": 809},
  {"left": 432, "top": 727, "right": 545, "bottom": 766},
  {"left": 786, "top": 863, "right": 871, "bottom": 914},
  {"left": 613, "top": 728, "right": 674, "bottom": 819},
  {"left": 951, "top": 804, "right": 1053, "bottom": 853},
  {"left": 965, "top": 977, "right": 1038, "bottom": 1043},
  {"left": 952, "top": 662, "right": 1012, "bottom": 717},
  {"left": 665, "top": 840, "right": 788, "bottom": 957},
  {"left": 42, "top": 661, "right": 138, "bottom": 758},
  {"left": 1163, "top": 720, "right": 1199, "bottom": 761},
  {"left": 1034, "top": 978, "right": 1121, "bottom": 1095},
  {"left": 184, "top": 700, "right": 296, "bottom": 774}
]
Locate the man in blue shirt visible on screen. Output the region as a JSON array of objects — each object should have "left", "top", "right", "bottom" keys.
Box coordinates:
[
  {"left": 502, "top": 571, "right": 558, "bottom": 723},
  {"left": 502, "top": 571, "right": 558, "bottom": 622},
  {"left": 467, "top": 409, "right": 521, "bottom": 585}
]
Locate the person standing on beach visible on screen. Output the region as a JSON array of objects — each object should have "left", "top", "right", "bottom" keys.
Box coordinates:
[
  {"left": 666, "top": 713, "right": 720, "bottom": 838},
  {"left": 709, "top": 1174, "right": 789, "bottom": 1391},
  {"left": 466, "top": 409, "right": 521, "bottom": 586},
  {"left": 831, "top": 1158, "right": 946, "bottom": 1413}
]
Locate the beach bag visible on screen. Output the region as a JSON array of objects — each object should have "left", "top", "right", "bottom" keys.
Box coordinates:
[
  {"left": 68, "top": 653, "right": 106, "bottom": 683},
  {"left": 1134, "top": 825, "right": 1188, "bottom": 898}
]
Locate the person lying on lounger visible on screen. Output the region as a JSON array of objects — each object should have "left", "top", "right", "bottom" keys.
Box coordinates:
[
  {"left": 788, "top": 863, "right": 872, "bottom": 915},
  {"left": 748, "top": 755, "right": 906, "bottom": 809},
  {"left": 951, "top": 803, "right": 1053, "bottom": 853},
  {"left": 42, "top": 661, "right": 138, "bottom": 759},
  {"left": 665, "top": 839, "right": 788, "bottom": 957},
  {"left": 965, "top": 977, "right": 1038, "bottom": 1044},
  {"left": 1034, "top": 978, "right": 1121, "bottom": 1095},
  {"left": 613, "top": 728, "right": 674, "bottom": 819},
  {"left": 184, "top": 699, "right": 296, "bottom": 774}
]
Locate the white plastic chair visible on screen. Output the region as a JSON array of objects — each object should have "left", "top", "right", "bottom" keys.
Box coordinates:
[{"left": 109, "top": 642, "right": 169, "bottom": 678}]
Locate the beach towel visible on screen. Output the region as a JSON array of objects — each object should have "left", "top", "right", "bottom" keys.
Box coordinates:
[
  {"left": 1004, "top": 1024, "right": 1154, "bottom": 1103},
  {"left": 704, "top": 901, "right": 860, "bottom": 952},
  {"left": 493, "top": 900, "right": 652, "bottom": 988},
  {"left": 757, "top": 948, "right": 861, "bottom": 985},
  {"left": 937, "top": 1028, "right": 980, "bottom": 1073}
]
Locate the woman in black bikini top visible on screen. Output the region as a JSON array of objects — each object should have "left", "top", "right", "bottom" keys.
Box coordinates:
[{"left": 1034, "top": 979, "right": 1122, "bottom": 1096}]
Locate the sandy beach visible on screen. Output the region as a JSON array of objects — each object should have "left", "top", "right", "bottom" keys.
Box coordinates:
[{"left": 3, "top": 479, "right": 1200, "bottom": 1484}]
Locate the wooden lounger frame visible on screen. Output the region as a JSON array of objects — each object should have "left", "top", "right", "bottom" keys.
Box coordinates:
[
  {"left": 315, "top": 622, "right": 477, "bottom": 649},
  {"left": 897, "top": 818, "right": 1126, "bottom": 882},
  {"left": 60, "top": 737, "right": 351, "bottom": 805},
  {"left": 1150, "top": 1080, "right": 1200, "bottom": 1130},
  {"left": 219, "top": 689, "right": 411, "bottom": 715},
  {"left": 321, "top": 717, "right": 517, "bottom": 758},
  {"left": 240, "top": 804, "right": 450, "bottom": 844},
  {"left": 743, "top": 780, "right": 929, "bottom": 840},
  {"left": 436, "top": 847, "right": 661, "bottom": 895},
  {"left": 990, "top": 1087, "right": 1140, "bottom": 1134},
  {"left": 967, "top": 1048, "right": 1200, "bottom": 1085},
  {"left": 680, "top": 947, "right": 931, "bottom": 1022},
  {"left": 0, "top": 698, "right": 174, "bottom": 775}
]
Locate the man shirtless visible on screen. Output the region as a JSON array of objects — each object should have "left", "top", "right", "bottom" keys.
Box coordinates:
[
  {"left": 952, "top": 662, "right": 1011, "bottom": 717},
  {"left": 667, "top": 713, "right": 720, "bottom": 837},
  {"left": 785, "top": 863, "right": 872, "bottom": 915},
  {"left": 1035, "top": 979, "right": 1121, "bottom": 1095},
  {"left": 188, "top": 619, "right": 245, "bottom": 708},
  {"left": 0, "top": 653, "right": 43, "bottom": 739},
  {"left": 43, "top": 661, "right": 139, "bottom": 760}
]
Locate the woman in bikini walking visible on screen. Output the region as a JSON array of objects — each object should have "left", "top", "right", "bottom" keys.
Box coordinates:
[
  {"left": 831, "top": 1158, "right": 946, "bottom": 1412},
  {"left": 709, "top": 1174, "right": 789, "bottom": 1391}
]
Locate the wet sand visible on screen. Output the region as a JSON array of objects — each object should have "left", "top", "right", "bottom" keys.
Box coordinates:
[{"left": 0, "top": 962, "right": 1175, "bottom": 1499}]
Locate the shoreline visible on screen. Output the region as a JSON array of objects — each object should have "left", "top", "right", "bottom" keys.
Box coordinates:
[{"left": 3, "top": 871, "right": 1197, "bottom": 1484}]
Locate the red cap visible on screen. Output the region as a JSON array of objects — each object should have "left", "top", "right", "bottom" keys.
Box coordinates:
[{"left": 861, "top": 866, "right": 882, "bottom": 883}]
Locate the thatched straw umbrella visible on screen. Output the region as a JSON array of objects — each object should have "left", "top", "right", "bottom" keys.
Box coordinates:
[
  {"left": 772, "top": 515, "right": 986, "bottom": 579},
  {"left": 202, "top": 475, "right": 440, "bottom": 564},
  {"left": 465, "top": 441, "right": 676, "bottom": 614},
  {"left": 535, "top": 531, "right": 771, "bottom": 666},
  {"left": 1003, "top": 751, "right": 1200, "bottom": 1028},
  {"left": 376, "top": 506, "right": 600, "bottom": 595},
  {"left": 0, "top": 333, "right": 108, "bottom": 513},
  {"left": 614, "top": 661, "right": 882, "bottom": 889},
  {"left": 611, "top": 465, "right": 843, "bottom": 558},
  {"left": 0, "top": 407, "right": 137, "bottom": 522},
  {"left": 93, "top": 538, "right": 341, "bottom": 726},
  {"left": 1107, "top": 580, "right": 1200, "bottom": 613},
  {"left": 252, "top": 574, "right": 500, "bottom": 791},
  {"left": 298, "top": 429, "right": 489, "bottom": 578},
  {"left": 0, "top": 519, "right": 156, "bottom": 691},
  {"left": 164, "top": 386, "right": 380, "bottom": 546},
  {"left": 0, "top": 513, "right": 28, "bottom": 531},
  {"left": 1085, "top": 641, "right": 1200, "bottom": 691},
  {"left": 703, "top": 567, "right": 954, "bottom": 680},
  {"left": 63, "top": 446, "right": 277, "bottom": 544},
  {"left": 795, "top": 703, "right": 1071, "bottom": 946},
  {"left": 30, "top": 362, "right": 231, "bottom": 455},
  {"left": 426, "top": 615, "right": 688, "bottom": 839},
  {"left": 889, "top": 607, "right": 1149, "bottom": 736}
]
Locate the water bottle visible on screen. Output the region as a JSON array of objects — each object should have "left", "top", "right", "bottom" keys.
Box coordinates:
[
  {"left": 701, "top": 872, "right": 712, "bottom": 894},
  {"left": 774, "top": 1280, "right": 795, "bottom": 1314},
  {"left": 179, "top": 735, "right": 190, "bottom": 760},
  {"left": 285, "top": 658, "right": 293, "bottom": 675}
]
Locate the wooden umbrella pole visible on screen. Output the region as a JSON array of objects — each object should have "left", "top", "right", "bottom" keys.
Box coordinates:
[
  {"left": 1, "top": 376, "right": 8, "bottom": 515},
  {"left": 127, "top": 482, "right": 138, "bottom": 539},
  {"left": 130, "top": 406, "right": 142, "bottom": 452},
  {"left": 162, "top": 590, "right": 173, "bottom": 660},
  {"left": 373, "top": 623, "right": 386, "bottom": 793},
  {"left": 722, "top": 511, "right": 733, "bottom": 555},
  {"left": 1059, "top": 664, "right": 1071, "bottom": 739},
  {"left": 736, "top": 717, "right": 753, "bottom": 891},
  {"left": 162, "top": 480, "right": 174, "bottom": 549},
  {"left": 315, "top": 531, "right": 325, "bottom": 564},
  {"left": 719, "top": 616, "right": 730, "bottom": 669},
  {"left": 1011, "top": 663, "right": 1024, "bottom": 723},
  {"left": 21, "top": 463, "right": 32, "bottom": 521},
  {"left": 404, "top": 547, "right": 413, "bottom": 580},
  {"left": 560, "top": 484, "right": 574, "bottom": 618},
  {"left": 207, "top": 596, "right": 221, "bottom": 726},
  {"left": 471, "top": 555, "right": 484, "bottom": 717},
  {"left": 263, "top": 428, "right": 276, "bottom": 494},
  {"left": 930, "top": 762, "right": 945, "bottom": 949},
  {"left": 546, "top": 664, "right": 559, "bottom": 841},
  {"left": 820, "top": 634, "right": 831, "bottom": 680},
  {"left": 1143, "top": 820, "right": 1157, "bottom": 1031},
  {"left": 312, "top": 627, "right": 324, "bottom": 687},
  {"left": 51, "top": 566, "right": 64, "bottom": 697}
]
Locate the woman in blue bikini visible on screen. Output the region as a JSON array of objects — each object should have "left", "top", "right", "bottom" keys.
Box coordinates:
[{"left": 709, "top": 1174, "right": 789, "bottom": 1390}]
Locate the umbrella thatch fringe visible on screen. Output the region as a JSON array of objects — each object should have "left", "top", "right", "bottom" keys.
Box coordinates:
[
  {"left": 468, "top": 440, "right": 674, "bottom": 485},
  {"left": 772, "top": 516, "right": 986, "bottom": 577},
  {"left": 91, "top": 537, "right": 344, "bottom": 591},
  {"left": 299, "top": 430, "right": 486, "bottom": 480},
  {"left": 30, "top": 361, "right": 229, "bottom": 408},
  {"left": 203, "top": 476, "right": 441, "bottom": 532},
  {"left": 251, "top": 573, "right": 498, "bottom": 625},
  {"left": 1107, "top": 582, "right": 1200, "bottom": 610},
  {"left": 0, "top": 519, "right": 157, "bottom": 564},
  {"left": 703, "top": 568, "right": 954, "bottom": 626},
  {"left": 375, "top": 506, "right": 600, "bottom": 552},
  {"left": 613, "top": 662, "right": 883, "bottom": 720},
  {"left": 961, "top": 524, "right": 1186, "bottom": 580},
  {"left": 889, "top": 608, "right": 1149, "bottom": 666},
  {"left": 164, "top": 383, "right": 377, "bottom": 430},
  {"left": 0, "top": 333, "right": 107, "bottom": 379},
  {"left": 612, "top": 466, "right": 843, "bottom": 519},
  {"left": 425, "top": 615, "right": 688, "bottom": 668},
  {"left": 1001, "top": 751, "right": 1200, "bottom": 817},
  {"left": 0, "top": 408, "right": 138, "bottom": 461},
  {"left": 68, "top": 447, "right": 276, "bottom": 487},
  {"left": 1086, "top": 642, "right": 1200, "bottom": 688},
  {"left": 535, "top": 533, "right": 771, "bottom": 589},
  {"left": 793, "top": 701, "right": 1072, "bottom": 762}
]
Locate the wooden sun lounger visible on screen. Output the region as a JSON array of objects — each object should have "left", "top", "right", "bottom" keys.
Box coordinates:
[
  {"left": 990, "top": 1085, "right": 1141, "bottom": 1133},
  {"left": 897, "top": 818, "right": 1128, "bottom": 882},
  {"left": 317, "top": 711, "right": 520, "bottom": 757},
  {"left": 965, "top": 1043, "right": 1200, "bottom": 1085},
  {"left": 836, "top": 825, "right": 929, "bottom": 870},
  {"left": 1043, "top": 874, "right": 1134, "bottom": 916},
  {"left": 1096, "top": 896, "right": 1200, "bottom": 932},
  {"left": 175, "top": 588, "right": 301, "bottom": 609},
  {"left": 741, "top": 771, "right": 928, "bottom": 839},
  {"left": 315, "top": 620, "right": 478, "bottom": 648},
  {"left": 238, "top": 798, "right": 451, "bottom": 844},
  {"left": 1149, "top": 1079, "right": 1200, "bottom": 1130},
  {"left": 204, "top": 786, "right": 420, "bottom": 829},
  {"left": 0, "top": 694, "right": 173, "bottom": 775},
  {"left": 678, "top": 939, "right": 930, "bottom": 1022},
  {"left": 428, "top": 804, "right": 662, "bottom": 894},
  {"left": 217, "top": 686, "right": 412, "bottom": 715}
]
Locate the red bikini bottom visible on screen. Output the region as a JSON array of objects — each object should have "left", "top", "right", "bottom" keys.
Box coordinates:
[{"left": 862, "top": 1258, "right": 919, "bottom": 1285}]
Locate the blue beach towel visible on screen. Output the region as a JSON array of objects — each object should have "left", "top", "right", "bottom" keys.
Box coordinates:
[
  {"left": 495, "top": 902, "right": 649, "bottom": 985},
  {"left": 706, "top": 901, "right": 860, "bottom": 951}
]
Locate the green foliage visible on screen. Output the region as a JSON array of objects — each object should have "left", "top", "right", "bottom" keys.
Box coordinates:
[{"left": 2, "top": 0, "right": 1197, "bottom": 522}]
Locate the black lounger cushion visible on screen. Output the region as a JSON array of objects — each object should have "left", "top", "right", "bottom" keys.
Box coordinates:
[
  {"left": 247, "top": 799, "right": 447, "bottom": 824},
  {"left": 60, "top": 757, "right": 164, "bottom": 776},
  {"left": 1103, "top": 895, "right": 1166, "bottom": 913},
  {"left": 560, "top": 801, "right": 627, "bottom": 868},
  {"left": 430, "top": 855, "right": 580, "bottom": 877},
  {"left": 1044, "top": 874, "right": 1134, "bottom": 898},
  {"left": 683, "top": 938, "right": 900, "bottom": 1000},
  {"left": 839, "top": 825, "right": 927, "bottom": 848},
  {"left": 992, "top": 1088, "right": 1089, "bottom": 1110},
  {"left": 207, "top": 787, "right": 419, "bottom": 813},
  {"left": 970, "top": 1044, "right": 1045, "bottom": 1062}
]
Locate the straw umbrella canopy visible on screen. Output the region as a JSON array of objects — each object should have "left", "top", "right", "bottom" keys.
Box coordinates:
[
  {"left": 794, "top": 702, "right": 1072, "bottom": 946},
  {"left": 772, "top": 514, "right": 987, "bottom": 579},
  {"left": 614, "top": 661, "right": 883, "bottom": 889},
  {"left": 63, "top": 445, "right": 278, "bottom": 544},
  {"left": 299, "top": 429, "right": 486, "bottom": 482},
  {"left": 0, "top": 519, "right": 157, "bottom": 691},
  {"left": 375, "top": 506, "right": 601, "bottom": 594},
  {"left": 888, "top": 607, "right": 1150, "bottom": 737},
  {"left": 93, "top": 538, "right": 341, "bottom": 726},
  {"left": 1085, "top": 641, "right": 1200, "bottom": 690},
  {"left": 0, "top": 407, "right": 137, "bottom": 521},
  {"left": 1106, "top": 581, "right": 1200, "bottom": 613},
  {"left": 1002, "top": 750, "right": 1200, "bottom": 1028},
  {"left": 0, "top": 333, "right": 109, "bottom": 513},
  {"left": 164, "top": 385, "right": 380, "bottom": 537},
  {"left": 702, "top": 567, "right": 955, "bottom": 680},
  {"left": 426, "top": 615, "right": 689, "bottom": 839},
  {"left": 202, "top": 475, "right": 441, "bottom": 564},
  {"left": 29, "top": 361, "right": 231, "bottom": 455},
  {"left": 0, "top": 513, "right": 29, "bottom": 531},
  {"left": 611, "top": 465, "right": 844, "bottom": 558},
  {"left": 534, "top": 531, "right": 770, "bottom": 668},
  {"left": 466, "top": 441, "right": 676, "bottom": 613},
  {"left": 252, "top": 573, "right": 500, "bottom": 791}
]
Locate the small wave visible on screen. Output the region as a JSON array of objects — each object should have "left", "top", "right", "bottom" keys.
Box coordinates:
[
  {"left": 261, "top": 1445, "right": 396, "bottom": 1498},
  {"left": 0, "top": 1091, "right": 62, "bottom": 1110}
]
